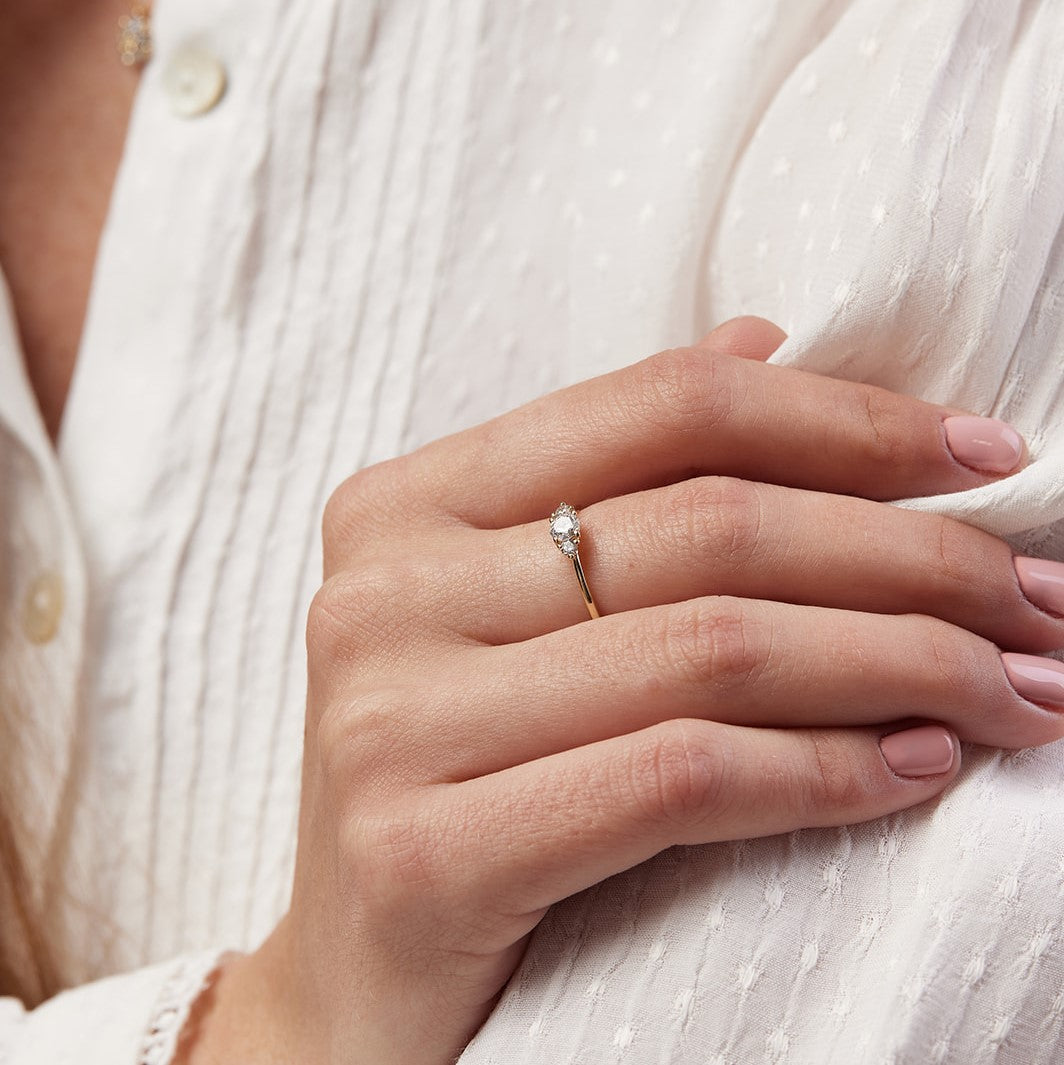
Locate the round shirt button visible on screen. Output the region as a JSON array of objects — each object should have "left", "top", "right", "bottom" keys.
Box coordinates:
[
  {"left": 163, "top": 46, "right": 227, "bottom": 118},
  {"left": 22, "top": 571, "right": 64, "bottom": 645}
]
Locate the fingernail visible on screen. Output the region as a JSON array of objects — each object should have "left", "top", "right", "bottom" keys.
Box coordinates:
[
  {"left": 879, "top": 725, "right": 955, "bottom": 777},
  {"left": 943, "top": 415, "right": 1025, "bottom": 474},
  {"left": 1015, "top": 557, "right": 1064, "bottom": 618},
  {"left": 1001, "top": 652, "right": 1064, "bottom": 708}
]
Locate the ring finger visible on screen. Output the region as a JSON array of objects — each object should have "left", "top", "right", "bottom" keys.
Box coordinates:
[{"left": 454, "top": 477, "right": 1064, "bottom": 651}]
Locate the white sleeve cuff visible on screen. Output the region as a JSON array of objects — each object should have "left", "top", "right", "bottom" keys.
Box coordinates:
[{"left": 1, "top": 949, "right": 227, "bottom": 1065}]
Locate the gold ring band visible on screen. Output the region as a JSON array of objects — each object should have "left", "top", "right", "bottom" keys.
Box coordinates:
[{"left": 549, "top": 502, "right": 601, "bottom": 620}]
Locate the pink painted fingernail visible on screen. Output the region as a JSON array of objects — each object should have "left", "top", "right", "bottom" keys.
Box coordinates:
[
  {"left": 1002, "top": 652, "right": 1064, "bottom": 708},
  {"left": 879, "top": 726, "right": 955, "bottom": 777},
  {"left": 1014, "top": 557, "right": 1064, "bottom": 618},
  {"left": 943, "top": 416, "right": 1025, "bottom": 474}
]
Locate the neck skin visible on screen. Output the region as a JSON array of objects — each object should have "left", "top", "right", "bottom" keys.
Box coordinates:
[{"left": 0, "top": 0, "right": 144, "bottom": 444}]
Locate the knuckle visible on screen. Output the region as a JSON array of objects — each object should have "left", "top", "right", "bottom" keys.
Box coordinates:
[
  {"left": 315, "top": 700, "right": 358, "bottom": 791},
  {"left": 931, "top": 517, "right": 1009, "bottom": 611},
  {"left": 337, "top": 803, "right": 495, "bottom": 966},
  {"left": 686, "top": 476, "right": 765, "bottom": 569},
  {"left": 663, "top": 597, "right": 765, "bottom": 692},
  {"left": 932, "top": 516, "right": 973, "bottom": 591},
  {"left": 654, "top": 477, "right": 764, "bottom": 574},
  {"left": 636, "top": 346, "right": 740, "bottom": 432},
  {"left": 306, "top": 574, "right": 355, "bottom": 666},
  {"left": 322, "top": 466, "right": 375, "bottom": 538},
  {"left": 345, "top": 807, "right": 444, "bottom": 918},
  {"left": 314, "top": 697, "right": 352, "bottom": 767},
  {"left": 922, "top": 617, "right": 981, "bottom": 698},
  {"left": 627, "top": 719, "right": 731, "bottom": 827},
  {"left": 365, "top": 809, "right": 439, "bottom": 889},
  {"left": 854, "top": 387, "right": 909, "bottom": 467},
  {"left": 306, "top": 566, "right": 406, "bottom": 666},
  {"left": 316, "top": 690, "right": 414, "bottom": 791},
  {"left": 322, "top": 458, "right": 408, "bottom": 553},
  {"left": 802, "top": 732, "right": 871, "bottom": 813}
]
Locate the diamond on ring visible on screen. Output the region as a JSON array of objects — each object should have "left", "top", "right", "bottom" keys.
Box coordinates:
[
  {"left": 549, "top": 502, "right": 581, "bottom": 557},
  {"left": 549, "top": 502, "right": 600, "bottom": 619}
]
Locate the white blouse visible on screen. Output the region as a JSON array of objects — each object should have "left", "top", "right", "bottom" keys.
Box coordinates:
[{"left": 3, "top": 0, "right": 1064, "bottom": 1061}]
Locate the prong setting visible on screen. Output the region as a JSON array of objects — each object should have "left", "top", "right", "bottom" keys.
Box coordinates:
[
  {"left": 547, "top": 502, "right": 601, "bottom": 620},
  {"left": 549, "top": 502, "right": 581, "bottom": 557}
]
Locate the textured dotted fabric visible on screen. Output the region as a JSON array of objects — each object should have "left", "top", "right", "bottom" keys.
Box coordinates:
[{"left": 1, "top": 1, "right": 1063, "bottom": 1062}]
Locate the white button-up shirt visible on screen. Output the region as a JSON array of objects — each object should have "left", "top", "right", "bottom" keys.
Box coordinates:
[{"left": 3, "top": 1, "right": 1064, "bottom": 1062}]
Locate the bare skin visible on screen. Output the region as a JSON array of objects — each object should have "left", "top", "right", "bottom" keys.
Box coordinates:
[
  {"left": 5, "top": 8, "right": 1063, "bottom": 1065},
  {"left": 177, "top": 321, "right": 1064, "bottom": 1065},
  {"left": 0, "top": 0, "right": 141, "bottom": 444}
]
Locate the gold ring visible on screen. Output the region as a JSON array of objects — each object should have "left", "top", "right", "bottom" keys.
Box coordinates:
[{"left": 549, "top": 502, "right": 600, "bottom": 619}]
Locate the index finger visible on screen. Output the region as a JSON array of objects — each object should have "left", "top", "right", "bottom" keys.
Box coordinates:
[{"left": 415, "top": 319, "right": 1025, "bottom": 528}]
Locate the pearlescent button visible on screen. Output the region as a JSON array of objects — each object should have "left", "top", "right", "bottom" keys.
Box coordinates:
[
  {"left": 22, "top": 571, "right": 64, "bottom": 644},
  {"left": 163, "top": 45, "right": 227, "bottom": 118}
]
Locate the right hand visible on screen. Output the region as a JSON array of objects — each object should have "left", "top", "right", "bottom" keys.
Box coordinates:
[{"left": 185, "top": 317, "right": 1064, "bottom": 1064}]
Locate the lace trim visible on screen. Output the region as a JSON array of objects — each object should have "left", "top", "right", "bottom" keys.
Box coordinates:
[{"left": 136, "top": 950, "right": 229, "bottom": 1065}]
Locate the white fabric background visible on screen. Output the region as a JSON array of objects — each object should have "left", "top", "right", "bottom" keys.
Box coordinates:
[{"left": 1, "top": 1, "right": 1062, "bottom": 1061}]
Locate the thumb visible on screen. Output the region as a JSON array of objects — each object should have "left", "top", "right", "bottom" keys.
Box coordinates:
[{"left": 694, "top": 315, "right": 788, "bottom": 362}]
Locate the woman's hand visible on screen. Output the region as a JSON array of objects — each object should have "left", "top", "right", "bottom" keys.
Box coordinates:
[{"left": 183, "top": 318, "right": 1064, "bottom": 1064}]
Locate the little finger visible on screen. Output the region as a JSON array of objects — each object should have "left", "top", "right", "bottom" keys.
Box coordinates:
[
  {"left": 405, "top": 597, "right": 1064, "bottom": 782},
  {"left": 423, "top": 718, "right": 959, "bottom": 926}
]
